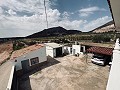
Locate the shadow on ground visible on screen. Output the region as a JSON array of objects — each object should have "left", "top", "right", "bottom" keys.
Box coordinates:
[{"left": 18, "top": 56, "right": 60, "bottom": 90}]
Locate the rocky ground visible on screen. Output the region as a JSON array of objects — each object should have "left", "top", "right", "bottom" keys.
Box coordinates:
[{"left": 0, "top": 42, "right": 13, "bottom": 65}]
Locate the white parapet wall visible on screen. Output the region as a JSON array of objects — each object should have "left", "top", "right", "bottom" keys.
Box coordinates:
[
  {"left": 6, "top": 65, "right": 15, "bottom": 90},
  {"left": 106, "top": 38, "right": 120, "bottom": 90},
  {"left": 12, "top": 46, "right": 47, "bottom": 71}
]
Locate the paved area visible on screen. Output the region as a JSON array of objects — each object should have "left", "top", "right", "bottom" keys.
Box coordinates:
[
  {"left": 19, "top": 54, "right": 109, "bottom": 90},
  {"left": 0, "top": 61, "right": 13, "bottom": 90}
]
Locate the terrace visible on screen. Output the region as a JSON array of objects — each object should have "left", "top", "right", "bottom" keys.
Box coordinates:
[{"left": 18, "top": 55, "right": 109, "bottom": 90}]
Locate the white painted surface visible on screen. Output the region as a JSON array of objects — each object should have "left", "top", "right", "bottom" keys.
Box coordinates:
[
  {"left": 46, "top": 45, "right": 54, "bottom": 58},
  {"left": 62, "top": 47, "right": 64, "bottom": 54},
  {"left": 82, "top": 46, "right": 86, "bottom": 53},
  {"left": 12, "top": 46, "right": 47, "bottom": 71},
  {"left": 109, "top": 0, "right": 120, "bottom": 31},
  {"left": 106, "top": 39, "right": 120, "bottom": 90},
  {"left": 53, "top": 49, "right": 56, "bottom": 57},
  {"left": 6, "top": 65, "right": 15, "bottom": 90},
  {"left": 72, "top": 45, "right": 81, "bottom": 55},
  {"left": 46, "top": 44, "right": 64, "bottom": 58},
  {"left": 64, "top": 46, "right": 72, "bottom": 54},
  {"left": 44, "top": 43, "right": 63, "bottom": 48}
]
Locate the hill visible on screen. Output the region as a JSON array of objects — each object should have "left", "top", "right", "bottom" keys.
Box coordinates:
[
  {"left": 27, "top": 26, "right": 81, "bottom": 38},
  {"left": 90, "top": 21, "right": 116, "bottom": 33}
]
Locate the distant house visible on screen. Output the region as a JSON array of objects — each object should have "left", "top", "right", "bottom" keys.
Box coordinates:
[
  {"left": 44, "top": 43, "right": 64, "bottom": 58},
  {"left": 10, "top": 44, "right": 47, "bottom": 75}
]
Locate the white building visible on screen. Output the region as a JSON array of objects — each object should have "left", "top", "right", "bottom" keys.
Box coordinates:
[
  {"left": 64, "top": 46, "right": 72, "bottom": 54},
  {"left": 72, "top": 45, "right": 85, "bottom": 55},
  {"left": 45, "top": 43, "right": 64, "bottom": 58},
  {"left": 10, "top": 44, "right": 47, "bottom": 74}
]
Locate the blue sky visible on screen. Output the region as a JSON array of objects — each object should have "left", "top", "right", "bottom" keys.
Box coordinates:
[{"left": 0, "top": 0, "right": 112, "bottom": 37}]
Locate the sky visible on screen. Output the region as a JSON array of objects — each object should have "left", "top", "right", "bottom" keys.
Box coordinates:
[{"left": 0, "top": 0, "right": 112, "bottom": 38}]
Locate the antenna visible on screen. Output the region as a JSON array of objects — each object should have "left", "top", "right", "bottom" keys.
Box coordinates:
[{"left": 44, "top": 0, "right": 48, "bottom": 29}]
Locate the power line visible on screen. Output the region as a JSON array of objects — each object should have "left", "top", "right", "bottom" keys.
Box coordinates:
[{"left": 44, "top": 0, "right": 48, "bottom": 29}]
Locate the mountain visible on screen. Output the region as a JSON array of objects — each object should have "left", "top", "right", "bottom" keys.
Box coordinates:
[
  {"left": 27, "top": 26, "right": 81, "bottom": 38},
  {"left": 90, "top": 21, "right": 116, "bottom": 33}
]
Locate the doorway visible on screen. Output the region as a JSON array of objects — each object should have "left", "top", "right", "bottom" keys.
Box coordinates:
[{"left": 21, "top": 59, "right": 30, "bottom": 73}]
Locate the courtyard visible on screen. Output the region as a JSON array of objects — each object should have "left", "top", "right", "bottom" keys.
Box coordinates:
[{"left": 18, "top": 54, "right": 109, "bottom": 90}]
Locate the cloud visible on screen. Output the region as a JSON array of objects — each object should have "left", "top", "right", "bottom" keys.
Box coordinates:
[
  {"left": 62, "top": 11, "right": 70, "bottom": 20},
  {"left": 8, "top": 9, "right": 16, "bottom": 15},
  {"left": 79, "top": 6, "right": 106, "bottom": 17},
  {"left": 0, "top": 0, "right": 85, "bottom": 37},
  {"left": 0, "top": 0, "right": 112, "bottom": 38},
  {"left": 0, "top": 7, "right": 3, "bottom": 14}
]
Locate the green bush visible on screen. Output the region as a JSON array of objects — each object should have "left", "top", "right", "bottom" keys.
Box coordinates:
[{"left": 13, "top": 41, "right": 25, "bottom": 50}]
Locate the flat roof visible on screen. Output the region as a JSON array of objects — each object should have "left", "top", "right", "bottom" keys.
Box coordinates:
[
  {"left": 0, "top": 61, "right": 13, "bottom": 90},
  {"left": 10, "top": 44, "right": 44, "bottom": 60},
  {"left": 44, "top": 43, "right": 63, "bottom": 48}
]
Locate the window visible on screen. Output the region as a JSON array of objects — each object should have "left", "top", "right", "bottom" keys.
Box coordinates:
[{"left": 30, "top": 57, "right": 39, "bottom": 66}]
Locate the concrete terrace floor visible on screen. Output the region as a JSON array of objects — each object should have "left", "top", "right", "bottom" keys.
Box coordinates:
[
  {"left": 0, "top": 61, "right": 13, "bottom": 90},
  {"left": 19, "top": 55, "right": 109, "bottom": 90}
]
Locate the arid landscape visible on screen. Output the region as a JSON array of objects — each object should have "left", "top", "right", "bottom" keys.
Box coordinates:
[{"left": 0, "top": 42, "right": 13, "bottom": 65}]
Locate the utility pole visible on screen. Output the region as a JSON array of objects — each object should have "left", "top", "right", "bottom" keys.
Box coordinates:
[{"left": 44, "top": 0, "right": 48, "bottom": 29}]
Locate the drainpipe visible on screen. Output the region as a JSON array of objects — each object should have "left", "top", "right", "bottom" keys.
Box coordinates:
[{"left": 106, "top": 38, "right": 120, "bottom": 90}]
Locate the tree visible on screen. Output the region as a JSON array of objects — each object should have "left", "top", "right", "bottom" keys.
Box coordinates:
[{"left": 92, "top": 35, "right": 111, "bottom": 43}]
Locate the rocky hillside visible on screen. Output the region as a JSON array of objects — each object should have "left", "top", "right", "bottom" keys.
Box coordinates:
[
  {"left": 90, "top": 21, "right": 115, "bottom": 33},
  {"left": 27, "top": 26, "right": 81, "bottom": 38}
]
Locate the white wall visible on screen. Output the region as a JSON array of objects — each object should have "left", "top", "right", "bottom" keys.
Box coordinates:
[
  {"left": 46, "top": 46, "right": 54, "bottom": 58},
  {"left": 62, "top": 47, "right": 64, "bottom": 54},
  {"left": 46, "top": 46, "right": 64, "bottom": 58},
  {"left": 12, "top": 46, "right": 47, "bottom": 71},
  {"left": 106, "top": 39, "right": 120, "bottom": 90},
  {"left": 72, "top": 45, "right": 81, "bottom": 55},
  {"left": 110, "top": 0, "right": 120, "bottom": 31},
  {"left": 53, "top": 48, "right": 56, "bottom": 57},
  {"left": 81, "top": 46, "right": 86, "bottom": 53},
  {"left": 64, "top": 46, "right": 72, "bottom": 54}
]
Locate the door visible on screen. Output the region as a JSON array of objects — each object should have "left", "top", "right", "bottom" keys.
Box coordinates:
[
  {"left": 56, "top": 47, "right": 62, "bottom": 57},
  {"left": 21, "top": 59, "right": 30, "bottom": 73}
]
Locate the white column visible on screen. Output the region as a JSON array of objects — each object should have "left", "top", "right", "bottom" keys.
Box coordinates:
[{"left": 106, "top": 38, "right": 120, "bottom": 90}]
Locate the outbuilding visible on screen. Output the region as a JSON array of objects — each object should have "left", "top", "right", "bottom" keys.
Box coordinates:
[
  {"left": 72, "top": 45, "right": 85, "bottom": 55},
  {"left": 45, "top": 43, "right": 64, "bottom": 58},
  {"left": 64, "top": 46, "right": 72, "bottom": 55},
  {"left": 10, "top": 44, "right": 47, "bottom": 75}
]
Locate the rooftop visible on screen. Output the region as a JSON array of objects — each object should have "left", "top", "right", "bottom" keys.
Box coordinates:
[
  {"left": 10, "top": 44, "right": 44, "bottom": 60},
  {"left": 0, "top": 61, "right": 13, "bottom": 90},
  {"left": 87, "top": 46, "right": 113, "bottom": 55},
  {"left": 44, "top": 43, "right": 63, "bottom": 48},
  {"left": 80, "top": 42, "right": 114, "bottom": 48}
]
